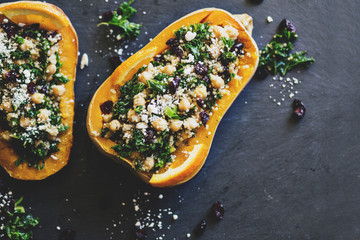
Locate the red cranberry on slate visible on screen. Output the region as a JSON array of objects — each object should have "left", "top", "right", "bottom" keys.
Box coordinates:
[
  {"left": 255, "top": 65, "right": 269, "bottom": 79},
  {"left": 135, "top": 227, "right": 147, "bottom": 240},
  {"left": 293, "top": 99, "right": 306, "bottom": 119},
  {"left": 102, "top": 11, "right": 114, "bottom": 22},
  {"left": 212, "top": 201, "right": 225, "bottom": 220},
  {"left": 195, "top": 219, "right": 207, "bottom": 235}
]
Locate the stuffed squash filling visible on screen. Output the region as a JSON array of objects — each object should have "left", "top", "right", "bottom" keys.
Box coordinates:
[
  {"left": 0, "top": 19, "right": 70, "bottom": 169},
  {"left": 100, "top": 22, "right": 247, "bottom": 172}
]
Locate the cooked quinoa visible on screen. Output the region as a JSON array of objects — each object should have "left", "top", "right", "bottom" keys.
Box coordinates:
[
  {"left": 0, "top": 19, "right": 70, "bottom": 169},
  {"left": 100, "top": 22, "right": 245, "bottom": 172}
]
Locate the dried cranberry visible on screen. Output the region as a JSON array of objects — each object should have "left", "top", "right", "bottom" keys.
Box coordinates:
[
  {"left": 200, "top": 111, "right": 209, "bottom": 125},
  {"left": 172, "top": 47, "right": 183, "bottom": 59},
  {"left": 250, "top": 0, "right": 264, "bottom": 4},
  {"left": 194, "top": 220, "right": 207, "bottom": 235},
  {"left": 166, "top": 38, "right": 179, "bottom": 47},
  {"left": 5, "top": 70, "right": 20, "bottom": 82},
  {"left": 27, "top": 82, "right": 36, "bottom": 94},
  {"left": 279, "top": 19, "right": 297, "bottom": 34},
  {"left": 293, "top": 99, "right": 306, "bottom": 119},
  {"left": 135, "top": 227, "right": 147, "bottom": 240},
  {"left": 145, "top": 129, "right": 156, "bottom": 143},
  {"left": 110, "top": 55, "right": 125, "bottom": 68},
  {"left": 202, "top": 75, "right": 211, "bottom": 85},
  {"left": 212, "top": 201, "right": 225, "bottom": 220},
  {"left": 39, "top": 85, "right": 48, "bottom": 94},
  {"left": 1, "top": 21, "right": 20, "bottom": 37},
  {"left": 196, "top": 98, "right": 205, "bottom": 108},
  {"left": 194, "top": 63, "right": 208, "bottom": 76},
  {"left": 169, "top": 76, "right": 180, "bottom": 94},
  {"left": 221, "top": 66, "right": 231, "bottom": 79},
  {"left": 60, "top": 228, "right": 76, "bottom": 240},
  {"left": 100, "top": 100, "right": 114, "bottom": 114},
  {"left": 102, "top": 11, "right": 114, "bottom": 22},
  {"left": 26, "top": 23, "right": 40, "bottom": 31},
  {"left": 230, "top": 42, "right": 244, "bottom": 55},
  {"left": 255, "top": 65, "right": 269, "bottom": 79}
]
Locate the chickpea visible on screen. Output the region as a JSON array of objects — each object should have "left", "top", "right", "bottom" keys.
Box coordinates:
[
  {"left": 20, "top": 116, "right": 31, "bottom": 128},
  {"left": 136, "top": 122, "right": 148, "bottom": 129},
  {"left": 0, "top": 100, "right": 13, "bottom": 112},
  {"left": 1, "top": 131, "right": 11, "bottom": 141},
  {"left": 178, "top": 98, "right": 191, "bottom": 112},
  {"left": 152, "top": 118, "right": 168, "bottom": 131},
  {"left": 127, "top": 109, "right": 140, "bottom": 123},
  {"left": 19, "top": 39, "right": 33, "bottom": 51},
  {"left": 133, "top": 93, "right": 146, "bottom": 107},
  {"left": 143, "top": 156, "right": 155, "bottom": 172},
  {"left": 38, "top": 109, "right": 50, "bottom": 123},
  {"left": 184, "top": 118, "right": 199, "bottom": 130},
  {"left": 138, "top": 71, "right": 152, "bottom": 84},
  {"left": 193, "top": 85, "right": 207, "bottom": 99},
  {"left": 102, "top": 113, "right": 113, "bottom": 123},
  {"left": 52, "top": 85, "right": 66, "bottom": 97},
  {"left": 170, "top": 120, "right": 183, "bottom": 132},
  {"left": 46, "top": 64, "right": 57, "bottom": 75},
  {"left": 109, "top": 119, "right": 122, "bottom": 132},
  {"left": 122, "top": 124, "right": 134, "bottom": 132},
  {"left": 210, "top": 74, "right": 225, "bottom": 89},
  {"left": 163, "top": 64, "right": 176, "bottom": 76},
  {"left": 31, "top": 93, "right": 44, "bottom": 104},
  {"left": 47, "top": 45, "right": 57, "bottom": 56}
]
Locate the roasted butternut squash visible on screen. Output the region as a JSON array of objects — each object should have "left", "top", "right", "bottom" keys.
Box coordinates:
[
  {"left": 0, "top": 1, "right": 78, "bottom": 180},
  {"left": 87, "top": 8, "right": 258, "bottom": 187}
]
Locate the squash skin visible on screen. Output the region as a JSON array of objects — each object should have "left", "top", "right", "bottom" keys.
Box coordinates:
[
  {"left": 0, "top": 1, "right": 78, "bottom": 180},
  {"left": 87, "top": 8, "right": 258, "bottom": 187}
]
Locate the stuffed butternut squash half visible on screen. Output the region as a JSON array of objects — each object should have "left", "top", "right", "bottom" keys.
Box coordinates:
[
  {"left": 0, "top": 2, "right": 78, "bottom": 180},
  {"left": 87, "top": 8, "right": 258, "bottom": 187}
]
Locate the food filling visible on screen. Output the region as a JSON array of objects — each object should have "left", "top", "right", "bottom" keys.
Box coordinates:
[
  {"left": 0, "top": 19, "right": 70, "bottom": 169},
  {"left": 100, "top": 22, "right": 246, "bottom": 172}
]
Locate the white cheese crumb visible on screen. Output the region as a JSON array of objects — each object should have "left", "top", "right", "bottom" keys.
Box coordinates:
[
  {"left": 80, "top": 53, "right": 89, "bottom": 69},
  {"left": 186, "top": 233, "right": 191, "bottom": 238},
  {"left": 158, "top": 194, "right": 163, "bottom": 199},
  {"left": 185, "top": 31, "right": 197, "bottom": 42},
  {"left": 56, "top": 226, "right": 61, "bottom": 231},
  {"left": 172, "top": 214, "right": 178, "bottom": 220},
  {"left": 267, "top": 16, "right": 274, "bottom": 23}
]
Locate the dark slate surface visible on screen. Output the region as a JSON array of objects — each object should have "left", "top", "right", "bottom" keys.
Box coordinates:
[{"left": 1, "top": 0, "right": 360, "bottom": 239}]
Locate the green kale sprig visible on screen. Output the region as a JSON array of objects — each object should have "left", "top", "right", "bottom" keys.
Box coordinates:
[
  {"left": 258, "top": 22, "right": 315, "bottom": 77},
  {"left": 98, "top": 0, "right": 141, "bottom": 40},
  {"left": 3, "top": 197, "right": 39, "bottom": 240}
]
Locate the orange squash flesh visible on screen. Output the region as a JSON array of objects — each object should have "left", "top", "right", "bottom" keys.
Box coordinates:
[
  {"left": 0, "top": 1, "right": 78, "bottom": 180},
  {"left": 87, "top": 8, "right": 258, "bottom": 187}
]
